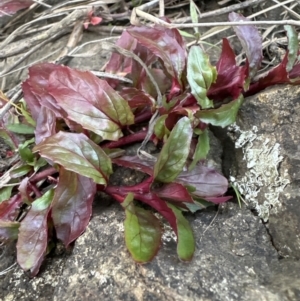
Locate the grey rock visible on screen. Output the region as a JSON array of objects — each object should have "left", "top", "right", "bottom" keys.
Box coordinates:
[
  {"left": 53, "top": 201, "right": 279, "bottom": 301},
  {"left": 232, "top": 85, "right": 300, "bottom": 259},
  {"left": 0, "top": 198, "right": 283, "bottom": 301},
  {"left": 0, "top": 252, "right": 66, "bottom": 301}
]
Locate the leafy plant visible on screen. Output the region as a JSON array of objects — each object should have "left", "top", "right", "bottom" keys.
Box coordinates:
[{"left": 1, "top": 12, "right": 300, "bottom": 277}]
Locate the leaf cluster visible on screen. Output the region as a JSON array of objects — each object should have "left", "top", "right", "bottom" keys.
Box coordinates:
[{"left": 0, "top": 12, "right": 300, "bottom": 276}]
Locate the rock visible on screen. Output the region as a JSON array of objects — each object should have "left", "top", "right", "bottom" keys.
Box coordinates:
[
  {"left": 0, "top": 251, "right": 67, "bottom": 301},
  {"left": 51, "top": 201, "right": 280, "bottom": 301},
  {"left": 230, "top": 84, "right": 300, "bottom": 259},
  {"left": 0, "top": 198, "right": 285, "bottom": 301}
]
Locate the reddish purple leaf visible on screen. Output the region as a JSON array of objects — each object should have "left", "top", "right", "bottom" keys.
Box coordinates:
[
  {"left": 130, "top": 23, "right": 182, "bottom": 96},
  {"left": 33, "top": 132, "right": 113, "bottom": 185},
  {"left": 51, "top": 168, "right": 96, "bottom": 247},
  {"left": 127, "top": 26, "right": 186, "bottom": 87},
  {"left": 229, "top": 12, "right": 262, "bottom": 78},
  {"left": 247, "top": 61, "right": 288, "bottom": 95},
  {"left": 16, "top": 189, "right": 53, "bottom": 276},
  {"left": 0, "top": 0, "right": 33, "bottom": 17},
  {"left": 176, "top": 164, "right": 228, "bottom": 198},
  {"left": 155, "top": 21, "right": 186, "bottom": 50},
  {"left": 0, "top": 220, "right": 20, "bottom": 242},
  {"left": 119, "top": 87, "right": 155, "bottom": 109},
  {"left": 105, "top": 31, "right": 137, "bottom": 85},
  {"left": 113, "top": 155, "right": 154, "bottom": 176},
  {"left": 48, "top": 66, "right": 134, "bottom": 141},
  {"left": 141, "top": 68, "right": 172, "bottom": 97},
  {"left": 130, "top": 42, "right": 162, "bottom": 97},
  {"left": 153, "top": 182, "right": 194, "bottom": 203},
  {"left": 165, "top": 104, "right": 200, "bottom": 130},
  {"left": 247, "top": 53, "right": 300, "bottom": 95},
  {"left": 0, "top": 193, "right": 23, "bottom": 221},
  {"left": 216, "top": 38, "right": 236, "bottom": 67},
  {"left": 22, "top": 81, "right": 41, "bottom": 122},
  {"left": 289, "top": 62, "right": 300, "bottom": 79},
  {"left": 22, "top": 63, "right": 65, "bottom": 121},
  {"left": 208, "top": 39, "right": 246, "bottom": 101},
  {"left": 35, "top": 107, "right": 56, "bottom": 144},
  {"left": 18, "top": 177, "right": 32, "bottom": 203}
]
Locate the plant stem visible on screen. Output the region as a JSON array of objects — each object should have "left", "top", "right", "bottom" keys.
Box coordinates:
[
  {"left": 28, "top": 182, "right": 42, "bottom": 198},
  {"left": 134, "top": 109, "right": 152, "bottom": 124},
  {"left": 30, "top": 167, "right": 57, "bottom": 183},
  {"left": 102, "top": 130, "right": 148, "bottom": 148}
]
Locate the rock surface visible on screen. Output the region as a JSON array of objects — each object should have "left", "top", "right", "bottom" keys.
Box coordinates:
[
  {"left": 0, "top": 199, "right": 279, "bottom": 301},
  {"left": 52, "top": 200, "right": 279, "bottom": 301},
  {"left": 2, "top": 195, "right": 300, "bottom": 301},
  {"left": 232, "top": 85, "right": 300, "bottom": 259}
]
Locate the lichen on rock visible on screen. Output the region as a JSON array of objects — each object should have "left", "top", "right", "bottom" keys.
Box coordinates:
[{"left": 229, "top": 123, "right": 290, "bottom": 222}]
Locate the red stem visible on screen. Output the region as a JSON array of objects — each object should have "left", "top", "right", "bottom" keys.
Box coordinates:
[
  {"left": 28, "top": 182, "right": 42, "bottom": 198},
  {"left": 102, "top": 130, "right": 147, "bottom": 148},
  {"left": 134, "top": 110, "right": 152, "bottom": 124},
  {"left": 30, "top": 167, "right": 57, "bottom": 183}
]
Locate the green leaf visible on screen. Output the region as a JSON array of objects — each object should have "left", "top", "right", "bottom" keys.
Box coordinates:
[
  {"left": 122, "top": 193, "right": 162, "bottom": 263},
  {"left": 167, "top": 203, "right": 195, "bottom": 261},
  {"left": 0, "top": 220, "right": 20, "bottom": 241},
  {"left": 6, "top": 124, "right": 35, "bottom": 134},
  {"left": 33, "top": 132, "right": 112, "bottom": 185},
  {"left": 19, "top": 144, "right": 35, "bottom": 164},
  {"left": 179, "top": 30, "right": 195, "bottom": 38},
  {"left": 154, "top": 117, "right": 193, "bottom": 183},
  {"left": 89, "top": 131, "right": 103, "bottom": 145},
  {"left": 33, "top": 157, "right": 48, "bottom": 172},
  {"left": 187, "top": 45, "right": 217, "bottom": 109},
  {"left": 0, "top": 129, "right": 17, "bottom": 149},
  {"left": 195, "top": 94, "right": 243, "bottom": 127},
  {"left": 10, "top": 165, "right": 32, "bottom": 178},
  {"left": 103, "top": 148, "right": 125, "bottom": 159},
  {"left": 0, "top": 186, "right": 14, "bottom": 203},
  {"left": 154, "top": 115, "right": 169, "bottom": 140},
  {"left": 284, "top": 25, "right": 299, "bottom": 72},
  {"left": 19, "top": 100, "right": 36, "bottom": 127},
  {"left": 189, "top": 128, "right": 210, "bottom": 171},
  {"left": 190, "top": 0, "right": 199, "bottom": 34}
]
